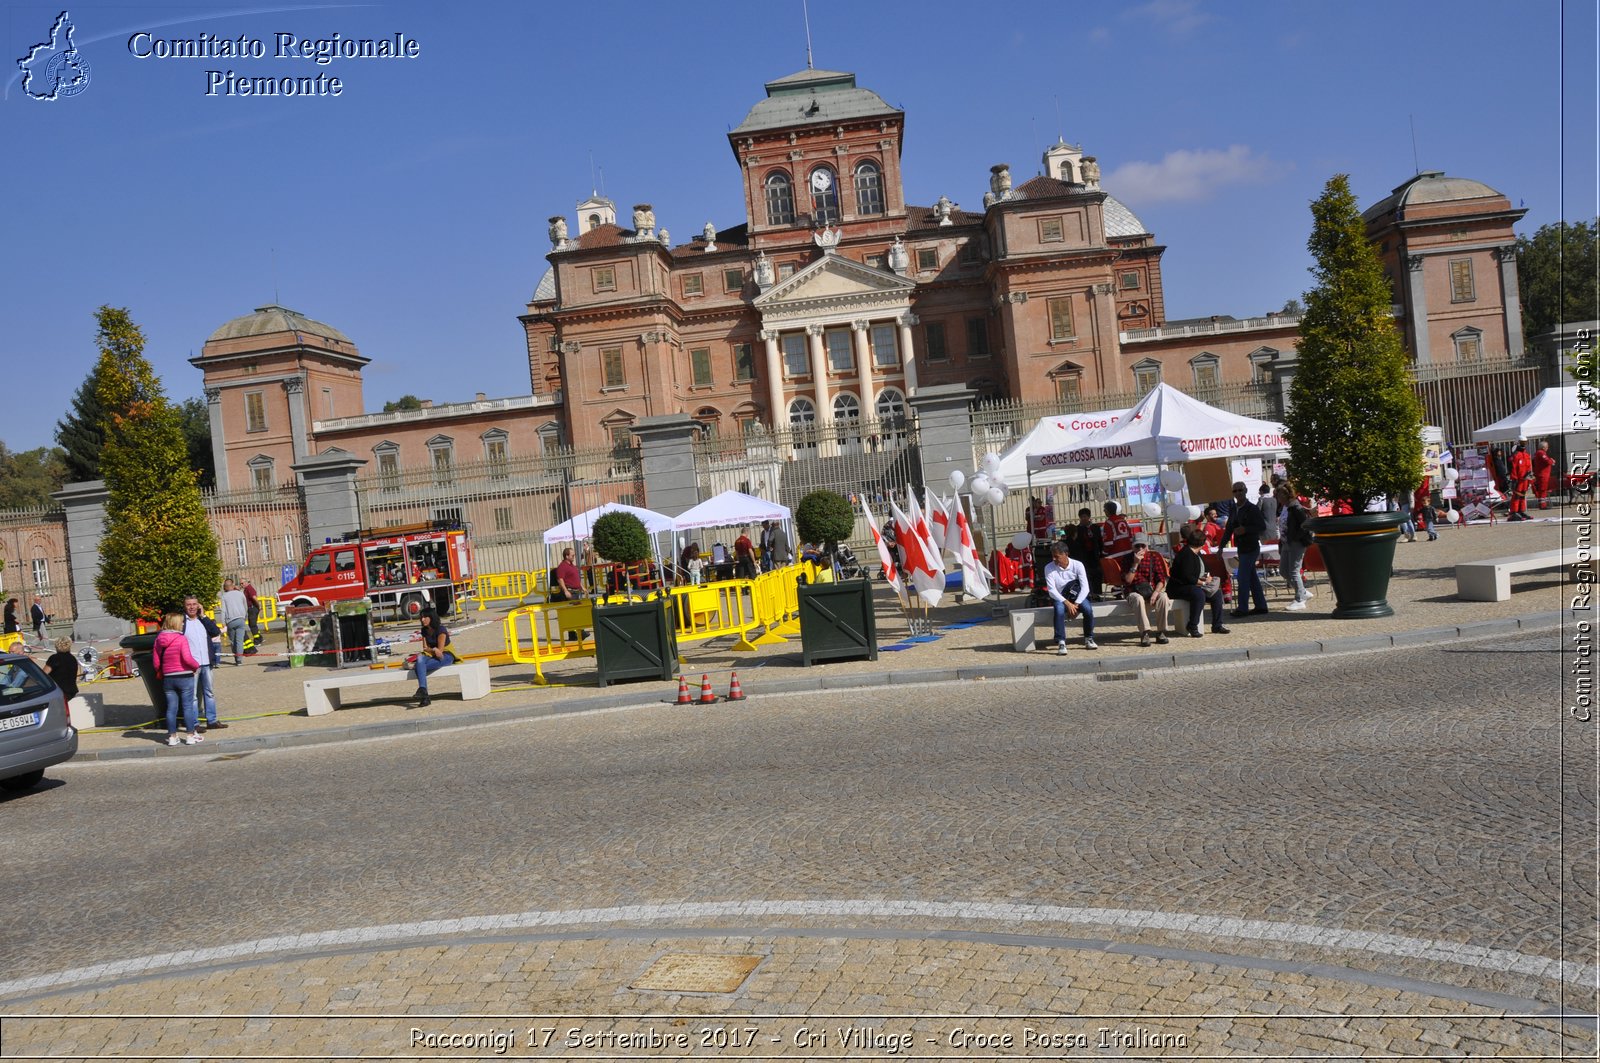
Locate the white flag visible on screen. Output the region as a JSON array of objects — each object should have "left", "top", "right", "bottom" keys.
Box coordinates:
[
  {"left": 889, "top": 499, "right": 944, "bottom": 608},
  {"left": 860, "top": 497, "right": 907, "bottom": 607}
]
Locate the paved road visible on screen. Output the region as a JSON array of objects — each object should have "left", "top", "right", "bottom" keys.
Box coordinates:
[{"left": 2, "top": 629, "right": 1594, "bottom": 1057}]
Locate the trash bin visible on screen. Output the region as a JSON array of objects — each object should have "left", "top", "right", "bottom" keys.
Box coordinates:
[
  {"left": 798, "top": 578, "right": 878, "bottom": 666},
  {"left": 331, "top": 600, "right": 373, "bottom": 668},
  {"left": 118, "top": 632, "right": 165, "bottom": 721}
]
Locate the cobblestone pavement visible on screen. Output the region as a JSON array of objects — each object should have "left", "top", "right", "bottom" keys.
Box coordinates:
[{"left": 2, "top": 595, "right": 1595, "bottom": 1060}]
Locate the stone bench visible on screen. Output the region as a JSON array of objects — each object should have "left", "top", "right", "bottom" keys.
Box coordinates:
[
  {"left": 1455, "top": 547, "right": 1588, "bottom": 603},
  {"left": 302, "top": 658, "right": 492, "bottom": 716},
  {"left": 1009, "top": 598, "right": 1192, "bottom": 652}
]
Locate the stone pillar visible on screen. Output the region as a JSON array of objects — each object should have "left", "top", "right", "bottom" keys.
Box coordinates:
[
  {"left": 293, "top": 450, "right": 367, "bottom": 550},
  {"left": 633, "top": 414, "right": 702, "bottom": 517},
  {"left": 897, "top": 312, "right": 920, "bottom": 393},
  {"left": 1496, "top": 245, "right": 1525, "bottom": 359},
  {"left": 1405, "top": 255, "right": 1430, "bottom": 363},
  {"left": 52, "top": 480, "right": 126, "bottom": 642},
  {"left": 761, "top": 329, "right": 784, "bottom": 429},
  {"left": 852, "top": 319, "right": 875, "bottom": 413},
  {"left": 284, "top": 374, "right": 310, "bottom": 462},
  {"left": 205, "top": 387, "right": 229, "bottom": 492},
  {"left": 806, "top": 324, "right": 830, "bottom": 419},
  {"left": 908, "top": 383, "right": 976, "bottom": 500}
]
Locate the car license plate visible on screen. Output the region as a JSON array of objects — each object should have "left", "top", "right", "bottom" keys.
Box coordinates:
[{"left": 0, "top": 712, "right": 39, "bottom": 732}]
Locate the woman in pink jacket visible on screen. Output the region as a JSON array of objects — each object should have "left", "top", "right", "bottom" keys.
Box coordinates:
[{"left": 152, "top": 612, "right": 203, "bottom": 746}]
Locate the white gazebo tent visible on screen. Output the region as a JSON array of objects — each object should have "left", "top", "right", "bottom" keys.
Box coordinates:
[
  {"left": 540, "top": 502, "right": 677, "bottom": 584},
  {"left": 994, "top": 407, "right": 1138, "bottom": 488},
  {"left": 1471, "top": 386, "right": 1596, "bottom": 441},
  {"left": 672, "top": 490, "right": 794, "bottom": 567},
  {"left": 1027, "top": 383, "right": 1288, "bottom": 471}
]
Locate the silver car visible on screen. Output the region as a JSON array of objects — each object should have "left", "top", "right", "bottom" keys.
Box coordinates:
[{"left": 0, "top": 653, "right": 78, "bottom": 793}]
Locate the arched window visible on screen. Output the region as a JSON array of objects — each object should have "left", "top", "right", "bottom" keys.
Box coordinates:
[
  {"left": 808, "top": 166, "right": 840, "bottom": 225},
  {"left": 854, "top": 161, "right": 884, "bottom": 216},
  {"left": 832, "top": 393, "right": 860, "bottom": 420},
  {"left": 765, "top": 172, "right": 795, "bottom": 226},
  {"left": 693, "top": 406, "right": 721, "bottom": 440},
  {"left": 874, "top": 387, "right": 905, "bottom": 421},
  {"left": 788, "top": 397, "right": 816, "bottom": 426}
]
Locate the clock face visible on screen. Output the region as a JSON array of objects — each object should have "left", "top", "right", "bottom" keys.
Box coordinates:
[{"left": 810, "top": 170, "right": 832, "bottom": 194}]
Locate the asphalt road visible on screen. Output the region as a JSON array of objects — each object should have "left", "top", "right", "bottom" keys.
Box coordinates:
[{"left": 3, "top": 629, "right": 1593, "bottom": 1012}]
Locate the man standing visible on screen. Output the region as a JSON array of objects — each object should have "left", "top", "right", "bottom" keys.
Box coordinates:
[
  {"left": 1122, "top": 541, "right": 1171, "bottom": 647},
  {"left": 1064, "top": 508, "right": 1104, "bottom": 600},
  {"left": 1100, "top": 500, "right": 1134, "bottom": 568},
  {"left": 28, "top": 597, "right": 46, "bottom": 642},
  {"left": 1507, "top": 442, "right": 1533, "bottom": 521},
  {"left": 182, "top": 595, "right": 226, "bottom": 731},
  {"left": 550, "top": 547, "right": 585, "bottom": 601},
  {"left": 766, "top": 520, "right": 793, "bottom": 569},
  {"left": 1043, "top": 541, "right": 1096, "bottom": 654},
  {"left": 1531, "top": 440, "right": 1555, "bottom": 510},
  {"left": 219, "top": 579, "right": 249, "bottom": 665},
  {"left": 1221, "top": 482, "right": 1269, "bottom": 617},
  {"left": 243, "top": 581, "right": 261, "bottom": 641},
  {"left": 733, "top": 527, "right": 757, "bottom": 580}
]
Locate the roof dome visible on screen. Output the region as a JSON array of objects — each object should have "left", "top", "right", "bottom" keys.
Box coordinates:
[
  {"left": 206, "top": 304, "right": 353, "bottom": 345},
  {"left": 731, "top": 69, "right": 901, "bottom": 137},
  {"left": 1102, "top": 194, "right": 1149, "bottom": 238},
  {"left": 1362, "top": 171, "right": 1506, "bottom": 221}
]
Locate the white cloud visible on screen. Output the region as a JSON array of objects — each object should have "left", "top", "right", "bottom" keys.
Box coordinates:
[
  {"left": 1104, "top": 145, "right": 1290, "bottom": 203},
  {"left": 1124, "top": 0, "right": 1213, "bottom": 35}
]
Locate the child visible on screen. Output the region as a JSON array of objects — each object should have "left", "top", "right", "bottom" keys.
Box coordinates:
[{"left": 687, "top": 553, "right": 705, "bottom": 585}]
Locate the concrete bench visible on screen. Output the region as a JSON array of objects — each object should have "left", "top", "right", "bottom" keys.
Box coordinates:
[
  {"left": 302, "top": 658, "right": 492, "bottom": 716},
  {"left": 1455, "top": 547, "right": 1589, "bottom": 603},
  {"left": 1009, "top": 598, "right": 1192, "bottom": 652}
]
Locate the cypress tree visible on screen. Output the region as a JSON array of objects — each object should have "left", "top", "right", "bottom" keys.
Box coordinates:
[{"left": 92, "top": 307, "right": 221, "bottom": 620}]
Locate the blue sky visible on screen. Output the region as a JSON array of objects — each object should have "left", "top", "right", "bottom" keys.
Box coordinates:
[{"left": 3, "top": 0, "right": 1595, "bottom": 454}]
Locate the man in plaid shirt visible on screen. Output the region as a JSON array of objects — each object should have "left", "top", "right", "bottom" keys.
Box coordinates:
[{"left": 1123, "top": 541, "right": 1171, "bottom": 647}]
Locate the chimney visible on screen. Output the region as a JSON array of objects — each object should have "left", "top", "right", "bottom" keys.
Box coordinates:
[
  {"left": 475, "top": 392, "right": 486, "bottom": 402},
  {"left": 419, "top": 399, "right": 433, "bottom": 409}
]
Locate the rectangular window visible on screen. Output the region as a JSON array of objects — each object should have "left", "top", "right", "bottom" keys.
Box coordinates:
[
  {"left": 871, "top": 324, "right": 898, "bottom": 367},
  {"left": 1055, "top": 374, "right": 1081, "bottom": 405},
  {"left": 1120, "top": 271, "right": 1140, "bottom": 290},
  {"left": 1193, "top": 361, "right": 1220, "bottom": 390},
  {"left": 284, "top": 534, "right": 296, "bottom": 562},
  {"left": 959, "top": 240, "right": 980, "bottom": 264},
  {"left": 378, "top": 450, "right": 399, "bottom": 490},
  {"left": 736, "top": 415, "right": 758, "bottom": 437},
  {"left": 916, "top": 248, "right": 938, "bottom": 271},
  {"left": 484, "top": 437, "right": 507, "bottom": 464},
  {"left": 30, "top": 558, "right": 47, "bottom": 589},
  {"left": 782, "top": 334, "right": 809, "bottom": 377},
  {"left": 1039, "top": 217, "right": 1064, "bottom": 243},
  {"left": 825, "top": 329, "right": 853, "bottom": 372},
  {"left": 1133, "top": 364, "right": 1161, "bottom": 393},
  {"left": 601, "top": 347, "right": 625, "bottom": 388},
  {"left": 1449, "top": 258, "right": 1475, "bottom": 302},
  {"left": 260, "top": 537, "right": 272, "bottom": 563},
  {"left": 778, "top": 262, "right": 796, "bottom": 280},
  {"left": 723, "top": 268, "right": 743, "bottom": 292},
  {"left": 1455, "top": 335, "right": 1483, "bottom": 362},
  {"left": 733, "top": 342, "right": 754, "bottom": 382},
  {"left": 925, "top": 322, "right": 948, "bottom": 362},
  {"left": 236, "top": 539, "right": 248, "bottom": 566},
  {"left": 592, "top": 266, "right": 616, "bottom": 292},
  {"left": 691, "top": 347, "right": 714, "bottom": 387},
  {"left": 966, "top": 318, "right": 991, "bottom": 359},
  {"left": 494, "top": 507, "right": 514, "bottom": 532},
  {"left": 682, "top": 273, "right": 704, "bottom": 297},
  {"left": 608, "top": 425, "right": 633, "bottom": 450},
  {"left": 252, "top": 465, "right": 273, "bottom": 492},
  {"left": 865, "top": 253, "right": 886, "bottom": 269},
  {"left": 431, "top": 446, "right": 453, "bottom": 485},
  {"left": 245, "top": 391, "right": 267, "bottom": 433},
  {"left": 1048, "top": 297, "right": 1075, "bottom": 341}
]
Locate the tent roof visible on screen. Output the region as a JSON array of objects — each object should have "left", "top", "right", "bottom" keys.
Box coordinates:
[
  {"left": 672, "top": 490, "right": 791, "bottom": 532},
  {"left": 1472, "top": 386, "right": 1595, "bottom": 442},
  {"left": 541, "top": 502, "right": 676, "bottom": 544},
  {"left": 994, "top": 407, "right": 1133, "bottom": 487},
  {"left": 1028, "top": 383, "right": 1287, "bottom": 471}
]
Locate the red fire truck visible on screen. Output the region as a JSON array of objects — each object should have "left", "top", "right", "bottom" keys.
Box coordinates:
[{"left": 277, "top": 523, "right": 476, "bottom": 619}]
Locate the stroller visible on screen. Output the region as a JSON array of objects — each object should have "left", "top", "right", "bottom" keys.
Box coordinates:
[{"left": 832, "top": 542, "right": 863, "bottom": 580}]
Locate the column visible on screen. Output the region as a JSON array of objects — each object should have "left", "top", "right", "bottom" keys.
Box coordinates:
[
  {"left": 1496, "top": 245, "right": 1525, "bottom": 359},
  {"left": 1405, "top": 255, "right": 1430, "bottom": 363},
  {"left": 204, "top": 387, "right": 229, "bottom": 492},
  {"left": 293, "top": 450, "right": 368, "bottom": 549},
  {"left": 897, "top": 312, "right": 920, "bottom": 394},
  {"left": 283, "top": 374, "right": 310, "bottom": 461},
  {"left": 760, "top": 329, "right": 784, "bottom": 429},
  {"left": 807, "top": 324, "right": 830, "bottom": 418},
  {"left": 51, "top": 480, "right": 125, "bottom": 642},
  {"left": 852, "top": 319, "right": 875, "bottom": 416},
  {"left": 633, "top": 414, "right": 702, "bottom": 516},
  {"left": 907, "top": 384, "right": 976, "bottom": 508}
]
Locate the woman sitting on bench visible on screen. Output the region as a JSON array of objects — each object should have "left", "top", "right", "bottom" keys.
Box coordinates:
[{"left": 414, "top": 611, "right": 455, "bottom": 709}]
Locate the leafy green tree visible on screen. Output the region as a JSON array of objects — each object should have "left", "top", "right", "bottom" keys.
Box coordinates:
[
  {"left": 591, "top": 511, "right": 649, "bottom": 565},
  {"left": 92, "top": 307, "right": 221, "bottom": 620},
  {"left": 383, "top": 394, "right": 426, "bottom": 412},
  {"left": 1516, "top": 219, "right": 1598, "bottom": 339},
  {"left": 795, "top": 490, "right": 855, "bottom": 547},
  {"left": 176, "top": 396, "right": 216, "bottom": 489},
  {"left": 0, "top": 444, "right": 69, "bottom": 508},
  {"left": 1283, "top": 175, "right": 1424, "bottom": 507},
  {"left": 54, "top": 366, "right": 108, "bottom": 482}
]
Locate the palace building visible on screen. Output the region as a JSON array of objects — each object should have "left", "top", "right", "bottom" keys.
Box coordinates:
[{"left": 196, "top": 65, "right": 1533, "bottom": 486}]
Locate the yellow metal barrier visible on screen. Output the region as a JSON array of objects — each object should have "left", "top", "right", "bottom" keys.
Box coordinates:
[
  {"left": 503, "top": 601, "right": 597, "bottom": 684},
  {"left": 256, "top": 595, "right": 279, "bottom": 630},
  {"left": 667, "top": 580, "right": 765, "bottom": 650},
  {"left": 0, "top": 632, "right": 22, "bottom": 653},
  {"left": 476, "top": 571, "right": 532, "bottom": 610}
]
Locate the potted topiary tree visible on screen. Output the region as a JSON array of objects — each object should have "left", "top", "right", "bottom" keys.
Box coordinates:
[
  {"left": 793, "top": 490, "right": 877, "bottom": 664},
  {"left": 588, "top": 511, "right": 677, "bottom": 686},
  {"left": 1282, "top": 175, "right": 1425, "bottom": 619}
]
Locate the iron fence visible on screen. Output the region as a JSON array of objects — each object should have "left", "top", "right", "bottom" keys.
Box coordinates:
[
  {"left": 693, "top": 414, "right": 921, "bottom": 516},
  {"left": 1411, "top": 356, "right": 1543, "bottom": 447},
  {"left": 203, "top": 482, "right": 307, "bottom": 597},
  {"left": 0, "top": 506, "right": 70, "bottom": 622}
]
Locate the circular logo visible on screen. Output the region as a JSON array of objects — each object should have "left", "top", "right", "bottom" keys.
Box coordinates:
[{"left": 45, "top": 50, "right": 91, "bottom": 98}]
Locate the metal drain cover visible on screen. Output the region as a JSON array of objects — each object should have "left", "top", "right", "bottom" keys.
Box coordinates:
[{"left": 630, "top": 953, "right": 761, "bottom": 994}]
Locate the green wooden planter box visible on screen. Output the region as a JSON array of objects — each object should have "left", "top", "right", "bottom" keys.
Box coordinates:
[
  {"left": 593, "top": 597, "right": 679, "bottom": 687},
  {"left": 798, "top": 578, "right": 878, "bottom": 666}
]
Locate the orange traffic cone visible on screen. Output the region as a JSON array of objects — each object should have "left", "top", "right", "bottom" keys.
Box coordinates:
[
  {"left": 725, "top": 670, "right": 746, "bottom": 702},
  {"left": 675, "top": 674, "right": 692, "bottom": 705},
  {"left": 698, "top": 673, "right": 717, "bottom": 705}
]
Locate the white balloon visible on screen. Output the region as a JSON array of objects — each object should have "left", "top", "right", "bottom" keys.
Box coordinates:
[
  {"left": 987, "top": 487, "right": 1005, "bottom": 507},
  {"left": 1010, "top": 531, "right": 1032, "bottom": 551},
  {"left": 1166, "top": 502, "right": 1192, "bottom": 523},
  {"left": 1446, "top": 508, "right": 1460, "bottom": 523},
  {"left": 1188, "top": 504, "right": 1206, "bottom": 520},
  {"left": 948, "top": 469, "right": 966, "bottom": 491},
  {"left": 1141, "top": 501, "right": 1163, "bottom": 519},
  {"left": 980, "top": 452, "right": 1002, "bottom": 475},
  {"left": 991, "top": 478, "right": 1008, "bottom": 494},
  {"left": 1443, "top": 466, "right": 1459, "bottom": 483},
  {"left": 970, "top": 474, "right": 991, "bottom": 496},
  {"left": 1159, "top": 469, "right": 1187, "bottom": 491}
]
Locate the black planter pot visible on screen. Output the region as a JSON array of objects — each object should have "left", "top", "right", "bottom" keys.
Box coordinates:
[
  {"left": 117, "top": 632, "right": 166, "bottom": 720},
  {"left": 798, "top": 579, "right": 878, "bottom": 666},
  {"left": 593, "top": 597, "right": 679, "bottom": 687},
  {"left": 1304, "top": 511, "right": 1404, "bottom": 619}
]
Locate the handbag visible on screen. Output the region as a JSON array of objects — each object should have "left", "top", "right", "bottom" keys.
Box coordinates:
[{"left": 1130, "top": 581, "right": 1155, "bottom": 600}]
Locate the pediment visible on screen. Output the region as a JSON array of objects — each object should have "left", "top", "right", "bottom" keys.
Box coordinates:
[{"left": 754, "top": 254, "right": 915, "bottom": 314}]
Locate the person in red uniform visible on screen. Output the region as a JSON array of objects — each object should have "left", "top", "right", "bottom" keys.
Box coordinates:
[
  {"left": 1027, "top": 496, "right": 1054, "bottom": 541},
  {"left": 1507, "top": 442, "right": 1533, "bottom": 521},
  {"left": 1100, "top": 501, "right": 1134, "bottom": 563},
  {"left": 1531, "top": 440, "right": 1555, "bottom": 510}
]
